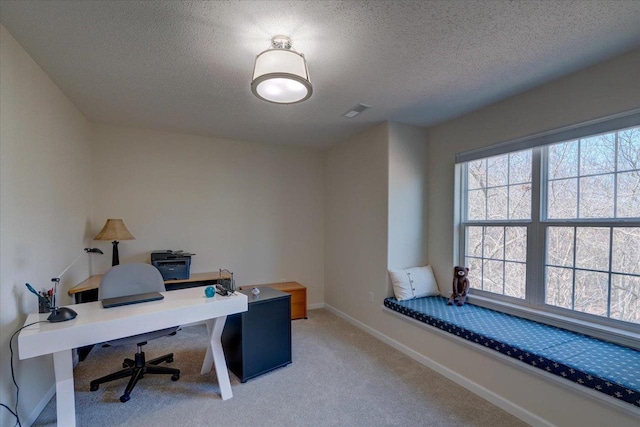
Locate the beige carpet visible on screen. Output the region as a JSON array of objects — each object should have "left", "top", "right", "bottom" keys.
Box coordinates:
[{"left": 33, "top": 309, "right": 527, "bottom": 426}]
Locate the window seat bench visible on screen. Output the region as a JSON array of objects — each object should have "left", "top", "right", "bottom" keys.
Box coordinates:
[{"left": 384, "top": 296, "right": 640, "bottom": 408}]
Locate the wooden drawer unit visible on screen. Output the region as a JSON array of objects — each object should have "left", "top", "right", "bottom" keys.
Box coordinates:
[{"left": 240, "top": 281, "right": 307, "bottom": 320}]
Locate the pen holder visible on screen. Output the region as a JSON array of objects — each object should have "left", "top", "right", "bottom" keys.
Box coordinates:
[{"left": 38, "top": 296, "right": 51, "bottom": 313}]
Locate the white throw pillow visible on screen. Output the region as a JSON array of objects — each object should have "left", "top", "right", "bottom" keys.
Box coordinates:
[{"left": 389, "top": 265, "right": 439, "bottom": 300}]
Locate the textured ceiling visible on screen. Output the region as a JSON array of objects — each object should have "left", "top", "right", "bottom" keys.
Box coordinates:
[{"left": 1, "top": 0, "right": 640, "bottom": 148}]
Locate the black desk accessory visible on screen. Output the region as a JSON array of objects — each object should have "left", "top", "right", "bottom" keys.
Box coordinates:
[
  {"left": 218, "top": 268, "right": 235, "bottom": 292},
  {"left": 48, "top": 307, "right": 78, "bottom": 322},
  {"left": 25, "top": 283, "right": 52, "bottom": 313}
]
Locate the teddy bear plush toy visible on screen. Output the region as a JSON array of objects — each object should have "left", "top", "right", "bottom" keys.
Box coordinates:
[{"left": 447, "top": 266, "right": 469, "bottom": 306}]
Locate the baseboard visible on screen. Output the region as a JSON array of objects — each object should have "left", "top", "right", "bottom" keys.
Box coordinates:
[
  {"left": 307, "top": 302, "right": 325, "bottom": 310},
  {"left": 25, "top": 383, "right": 55, "bottom": 427},
  {"left": 323, "top": 304, "right": 552, "bottom": 427}
]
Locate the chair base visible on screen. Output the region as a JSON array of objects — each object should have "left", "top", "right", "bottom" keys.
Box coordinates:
[{"left": 90, "top": 350, "right": 180, "bottom": 402}]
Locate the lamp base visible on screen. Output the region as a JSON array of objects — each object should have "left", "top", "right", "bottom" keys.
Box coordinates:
[
  {"left": 48, "top": 307, "right": 78, "bottom": 323},
  {"left": 111, "top": 240, "right": 120, "bottom": 266}
]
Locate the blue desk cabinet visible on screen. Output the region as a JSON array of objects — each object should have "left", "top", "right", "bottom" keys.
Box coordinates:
[{"left": 221, "top": 287, "right": 292, "bottom": 382}]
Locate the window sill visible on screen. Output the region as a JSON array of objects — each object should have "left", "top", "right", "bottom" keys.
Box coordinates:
[{"left": 468, "top": 294, "right": 640, "bottom": 350}]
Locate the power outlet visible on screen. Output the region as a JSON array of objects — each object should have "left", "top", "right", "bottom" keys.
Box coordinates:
[{"left": 368, "top": 291, "right": 374, "bottom": 303}]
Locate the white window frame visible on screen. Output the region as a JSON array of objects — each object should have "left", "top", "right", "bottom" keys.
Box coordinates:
[{"left": 455, "top": 109, "right": 640, "bottom": 349}]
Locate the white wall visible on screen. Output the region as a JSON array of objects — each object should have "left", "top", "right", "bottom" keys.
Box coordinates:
[
  {"left": 324, "top": 120, "right": 429, "bottom": 318},
  {"left": 0, "top": 26, "right": 92, "bottom": 426},
  {"left": 325, "top": 50, "right": 640, "bottom": 426},
  {"left": 325, "top": 123, "right": 389, "bottom": 320},
  {"left": 91, "top": 124, "right": 325, "bottom": 305},
  {"left": 387, "top": 122, "right": 429, "bottom": 272}
]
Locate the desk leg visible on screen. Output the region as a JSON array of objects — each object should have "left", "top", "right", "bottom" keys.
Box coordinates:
[
  {"left": 52, "top": 349, "right": 76, "bottom": 427},
  {"left": 201, "top": 316, "right": 232, "bottom": 400}
]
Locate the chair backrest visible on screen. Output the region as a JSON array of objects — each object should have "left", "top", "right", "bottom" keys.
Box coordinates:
[{"left": 99, "top": 263, "right": 166, "bottom": 300}]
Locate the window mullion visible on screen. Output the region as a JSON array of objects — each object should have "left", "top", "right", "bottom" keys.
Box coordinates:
[
  {"left": 614, "top": 131, "right": 619, "bottom": 218},
  {"left": 457, "top": 164, "right": 467, "bottom": 267},
  {"left": 527, "top": 147, "right": 544, "bottom": 306},
  {"left": 607, "top": 227, "right": 613, "bottom": 318},
  {"left": 572, "top": 226, "right": 577, "bottom": 311}
]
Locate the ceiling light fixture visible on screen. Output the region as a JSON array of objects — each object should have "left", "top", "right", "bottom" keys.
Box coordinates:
[{"left": 251, "top": 35, "right": 312, "bottom": 104}]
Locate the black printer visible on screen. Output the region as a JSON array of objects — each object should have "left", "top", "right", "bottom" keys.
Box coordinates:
[{"left": 151, "top": 250, "right": 195, "bottom": 281}]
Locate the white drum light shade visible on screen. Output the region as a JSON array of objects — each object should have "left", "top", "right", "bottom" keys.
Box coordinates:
[{"left": 251, "top": 36, "right": 312, "bottom": 104}]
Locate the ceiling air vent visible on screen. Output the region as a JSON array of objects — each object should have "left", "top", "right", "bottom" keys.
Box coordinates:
[{"left": 342, "top": 104, "right": 370, "bottom": 118}]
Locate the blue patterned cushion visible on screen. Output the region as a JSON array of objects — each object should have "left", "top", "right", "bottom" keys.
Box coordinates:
[{"left": 384, "top": 296, "right": 640, "bottom": 408}]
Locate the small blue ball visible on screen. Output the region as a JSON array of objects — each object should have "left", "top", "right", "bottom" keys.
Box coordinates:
[{"left": 205, "top": 286, "right": 215, "bottom": 298}]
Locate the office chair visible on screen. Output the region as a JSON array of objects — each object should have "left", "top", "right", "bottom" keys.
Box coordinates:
[{"left": 89, "top": 263, "right": 180, "bottom": 402}]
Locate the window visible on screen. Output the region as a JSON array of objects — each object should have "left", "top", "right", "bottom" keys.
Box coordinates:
[{"left": 460, "top": 122, "right": 640, "bottom": 329}]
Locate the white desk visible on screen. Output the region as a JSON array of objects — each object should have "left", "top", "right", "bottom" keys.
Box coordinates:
[{"left": 18, "top": 287, "right": 248, "bottom": 427}]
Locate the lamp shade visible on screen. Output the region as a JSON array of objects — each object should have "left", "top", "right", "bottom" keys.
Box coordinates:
[
  {"left": 251, "top": 36, "right": 312, "bottom": 104},
  {"left": 93, "top": 219, "right": 135, "bottom": 241}
]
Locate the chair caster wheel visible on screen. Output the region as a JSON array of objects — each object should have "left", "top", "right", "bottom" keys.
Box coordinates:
[
  {"left": 90, "top": 383, "right": 99, "bottom": 392},
  {"left": 120, "top": 394, "right": 130, "bottom": 403},
  {"left": 171, "top": 374, "right": 180, "bottom": 381},
  {"left": 166, "top": 357, "right": 173, "bottom": 363}
]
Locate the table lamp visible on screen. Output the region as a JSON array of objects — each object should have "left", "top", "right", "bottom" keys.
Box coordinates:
[
  {"left": 93, "top": 218, "right": 135, "bottom": 266},
  {"left": 49, "top": 248, "right": 103, "bottom": 322}
]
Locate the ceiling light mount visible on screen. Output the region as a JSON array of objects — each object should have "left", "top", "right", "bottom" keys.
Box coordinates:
[
  {"left": 251, "top": 35, "right": 312, "bottom": 105},
  {"left": 270, "top": 35, "right": 292, "bottom": 50}
]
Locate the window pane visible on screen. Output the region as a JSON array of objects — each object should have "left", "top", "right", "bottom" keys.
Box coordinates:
[
  {"left": 509, "top": 150, "right": 532, "bottom": 184},
  {"left": 580, "top": 133, "right": 615, "bottom": 175},
  {"left": 483, "top": 260, "right": 504, "bottom": 294},
  {"left": 467, "top": 189, "right": 486, "bottom": 220},
  {"left": 508, "top": 184, "right": 531, "bottom": 219},
  {"left": 466, "top": 226, "right": 483, "bottom": 258},
  {"left": 547, "top": 178, "right": 577, "bottom": 219},
  {"left": 617, "top": 127, "right": 640, "bottom": 172},
  {"left": 616, "top": 171, "right": 640, "bottom": 218},
  {"left": 574, "top": 270, "right": 608, "bottom": 317},
  {"left": 468, "top": 159, "right": 487, "bottom": 190},
  {"left": 575, "top": 227, "right": 610, "bottom": 271},
  {"left": 579, "top": 174, "right": 614, "bottom": 218},
  {"left": 466, "top": 257, "right": 483, "bottom": 291},
  {"left": 548, "top": 140, "right": 578, "bottom": 179},
  {"left": 611, "top": 227, "right": 640, "bottom": 275},
  {"left": 487, "top": 187, "right": 508, "bottom": 220},
  {"left": 547, "top": 227, "right": 574, "bottom": 267},
  {"left": 505, "top": 227, "right": 527, "bottom": 262},
  {"left": 545, "top": 266, "right": 573, "bottom": 309},
  {"left": 487, "top": 155, "right": 508, "bottom": 187},
  {"left": 504, "top": 262, "right": 526, "bottom": 299},
  {"left": 484, "top": 227, "right": 504, "bottom": 260},
  {"left": 610, "top": 274, "right": 640, "bottom": 324}
]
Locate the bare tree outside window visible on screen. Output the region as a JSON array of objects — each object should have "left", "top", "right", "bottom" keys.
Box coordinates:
[{"left": 462, "top": 126, "right": 640, "bottom": 326}]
